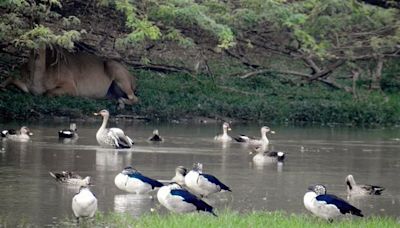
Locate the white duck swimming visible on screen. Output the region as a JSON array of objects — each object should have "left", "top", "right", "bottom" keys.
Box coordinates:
[
  {"left": 49, "top": 171, "right": 91, "bottom": 186},
  {"left": 94, "top": 109, "right": 133, "bottom": 148},
  {"left": 235, "top": 126, "right": 274, "bottom": 147},
  {"left": 214, "top": 122, "right": 232, "bottom": 142},
  {"left": 72, "top": 186, "right": 97, "bottom": 223},
  {"left": 345, "top": 174, "right": 385, "bottom": 197},
  {"left": 5, "top": 126, "right": 32, "bottom": 142},
  {"left": 252, "top": 148, "right": 286, "bottom": 164}
]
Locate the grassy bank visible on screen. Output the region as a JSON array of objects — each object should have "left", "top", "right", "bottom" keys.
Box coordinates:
[
  {"left": 1, "top": 70, "right": 400, "bottom": 125},
  {"left": 2, "top": 211, "right": 398, "bottom": 228}
]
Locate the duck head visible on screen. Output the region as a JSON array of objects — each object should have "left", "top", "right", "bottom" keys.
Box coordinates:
[
  {"left": 192, "top": 162, "right": 203, "bottom": 173},
  {"left": 175, "top": 166, "right": 188, "bottom": 176},
  {"left": 94, "top": 109, "right": 110, "bottom": 117},
  {"left": 308, "top": 184, "right": 327, "bottom": 195},
  {"left": 277, "top": 151, "right": 285, "bottom": 162},
  {"left": 122, "top": 166, "right": 137, "bottom": 175},
  {"left": 222, "top": 122, "right": 231, "bottom": 131},
  {"left": 20, "top": 126, "right": 33, "bottom": 136}
]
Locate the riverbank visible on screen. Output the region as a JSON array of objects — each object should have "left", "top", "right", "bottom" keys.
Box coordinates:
[
  {"left": 1, "top": 211, "right": 398, "bottom": 228},
  {"left": 1, "top": 70, "right": 399, "bottom": 126}
]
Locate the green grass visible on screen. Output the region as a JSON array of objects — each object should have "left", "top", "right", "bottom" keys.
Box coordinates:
[
  {"left": 2, "top": 211, "right": 398, "bottom": 228},
  {"left": 1, "top": 69, "right": 400, "bottom": 125}
]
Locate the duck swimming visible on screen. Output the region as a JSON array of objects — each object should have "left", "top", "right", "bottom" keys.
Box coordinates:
[
  {"left": 148, "top": 129, "right": 163, "bottom": 142},
  {"left": 5, "top": 126, "right": 32, "bottom": 142},
  {"left": 214, "top": 122, "right": 232, "bottom": 143},
  {"left": 59, "top": 123, "right": 78, "bottom": 139},
  {"left": 49, "top": 171, "right": 91, "bottom": 186},
  {"left": 235, "top": 126, "right": 274, "bottom": 147},
  {"left": 94, "top": 109, "right": 133, "bottom": 149},
  {"left": 345, "top": 174, "right": 385, "bottom": 197}
]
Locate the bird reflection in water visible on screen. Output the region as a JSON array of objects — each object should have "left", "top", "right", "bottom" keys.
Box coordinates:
[{"left": 114, "top": 194, "right": 154, "bottom": 217}]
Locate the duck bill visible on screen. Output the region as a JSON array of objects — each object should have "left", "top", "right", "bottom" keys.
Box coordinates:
[
  {"left": 270, "top": 131, "right": 276, "bottom": 134},
  {"left": 93, "top": 112, "right": 99, "bottom": 116}
]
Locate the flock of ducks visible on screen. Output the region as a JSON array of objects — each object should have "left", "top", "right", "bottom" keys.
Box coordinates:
[{"left": 1, "top": 110, "right": 386, "bottom": 223}]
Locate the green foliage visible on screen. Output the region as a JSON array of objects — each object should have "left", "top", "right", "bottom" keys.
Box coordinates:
[
  {"left": 1, "top": 0, "right": 84, "bottom": 50},
  {"left": 2, "top": 211, "right": 399, "bottom": 228}
]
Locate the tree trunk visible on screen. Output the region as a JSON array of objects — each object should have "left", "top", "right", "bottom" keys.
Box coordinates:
[{"left": 370, "top": 56, "right": 383, "bottom": 91}]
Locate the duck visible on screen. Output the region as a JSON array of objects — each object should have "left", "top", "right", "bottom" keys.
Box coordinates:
[
  {"left": 5, "top": 126, "right": 32, "bottom": 142},
  {"left": 184, "top": 163, "right": 231, "bottom": 197},
  {"left": 157, "top": 182, "right": 217, "bottom": 216},
  {"left": 235, "top": 126, "right": 274, "bottom": 147},
  {"left": 58, "top": 123, "right": 78, "bottom": 139},
  {"left": 304, "top": 184, "right": 363, "bottom": 222},
  {"left": 94, "top": 109, "right": 133, "bottom": 149},
  {"left": 1, "top": 129, "right": 17, "bottom": 137},
  {"left": 114, "top": 166, "right": 163, "bottom": 194},
  {"left": 345, "top": 174, "right": 385, "bottom": 197},
  {"left": 49, "top": 171, "right": 91, "bottom": 186},
  {"left": 252, "top": 148, "right": 286, "bottom": 164},
  {"left": 214, "top": 122, "right": 232, "bottom": 142},
  {"left": 148, "top": 129, "right": 163, "bottom": 142},
  {"left": 171, "top": 166, "right": 188, "bottom": 186},
  {"left": 72, "top": 186, "right": 98, "bottom": 223}
]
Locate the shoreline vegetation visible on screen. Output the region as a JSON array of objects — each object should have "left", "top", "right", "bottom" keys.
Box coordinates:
[
  {"left": 1, "top": 211, "right": 399, "bottom": 228},
  {"left": 1, "top": 70, "right": 399, "bottom": 126}
]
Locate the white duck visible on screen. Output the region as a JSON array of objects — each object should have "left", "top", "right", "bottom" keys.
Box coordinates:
[
  {"left": 6, "top": 126, "right": 32, "bottom": 142},
  {"left": 185, "top": 163, "right": 231, "bottom": 197},
  {"left": 49, "top": 171, "right": 91, "bottom": 186},
  {"left": 235, "top": 126, "right": 274, "bottom": 147},
  {"left": 94, "top": 109, "right": 133, "bottom": 148},
  {"left": 157, "top": 182, "right": 216, "bottom": 216},
  {"left": 252, "top": 148, "right": 286, "bottom": 164},
  {"left": 171, "top": 166, "right": 188, "bottom": 186},
  {"left": 345, "top": 174, "right": 385, "bottom": 197},
  {"left": 304, "top": 184, "right": 363, "bottom": 222},
  {"left": 72, "top": 186, "right": 98, "bottom": 223},
  {"left": 114, "top": 166, "right": 163, "bottom": 194},
  {"left": 214, "top": 122, "right": 232, "bottom": 142}
]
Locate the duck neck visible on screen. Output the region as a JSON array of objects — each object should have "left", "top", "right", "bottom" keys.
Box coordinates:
[
  {"left": 223, "top": 127, "right": 229, "bottom": 137},
  {"left": 261, "top": 132, "right": 269, "bottom": 142},
  {"left": 99, "top": 115, "right": 109, "bottom": 131},
  {"left": 346, "top": 176, "right": 356, "bottom": 190}
]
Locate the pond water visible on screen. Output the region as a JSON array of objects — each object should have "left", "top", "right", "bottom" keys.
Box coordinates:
[{"left": 0, "top": 121, "right": 399, "bottom": 226}]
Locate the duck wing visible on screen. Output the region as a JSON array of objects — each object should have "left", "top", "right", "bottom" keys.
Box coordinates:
[
  {"left": 108, "top": 128, "right": 133, "bottom": 148},
  {"left": 316, "top": 194, "right": 363, "bottom": 217},
  {"left": 362, "top": 184, "right": 385, "bottom": 195}
]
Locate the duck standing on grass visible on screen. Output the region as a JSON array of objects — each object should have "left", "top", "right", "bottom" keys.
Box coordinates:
[
  {"left": 72, "top": 186, "right": 97, "bottom": 223},
  {"left": 157, "top": 182, "right": 217, "bottom": 216},
  {"left": 94, "top": 109, "right": 133, "bottom": 148},
  {"left": 345, "top": 174, "right": 385, "bottom": 197},
  {"left": 185, "top": 163, "right": 231, "bottom": 197},
  {"left": 304, "top": 184, "right": 363, "bottom": 222},
  {"left": 214, "top": 122, "right": 233, "bottom": 143},
  {"left": 5, "top": 126, "right": 32, "bottom": 142},
  {"left": 114, "top": 166, "right": 163, "bottom": 194}
]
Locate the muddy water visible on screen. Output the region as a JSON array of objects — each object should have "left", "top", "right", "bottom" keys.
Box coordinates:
[{"left": 0, "top": 121, "right": 399, "bottom": 226}]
